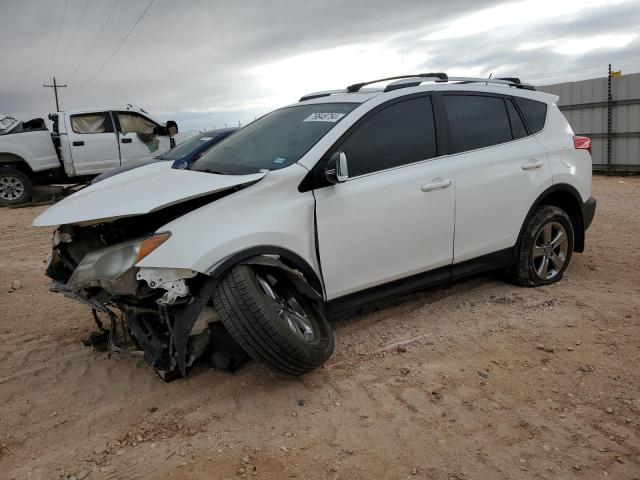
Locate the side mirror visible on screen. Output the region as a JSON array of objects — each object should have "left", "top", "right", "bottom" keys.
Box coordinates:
[
  {"left": 166, "top": 120, "right": 178, "bottom": 137},
  {"left": 324, "top": 151, "right": 349, "bottom": 184}
]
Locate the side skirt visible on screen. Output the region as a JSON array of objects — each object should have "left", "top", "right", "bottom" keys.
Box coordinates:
[{"left": 325, "top": 248, "right": 513, "bottom": 319}]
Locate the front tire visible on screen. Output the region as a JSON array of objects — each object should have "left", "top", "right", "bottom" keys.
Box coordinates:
[
  {"left": 0, "top": 167, "right": 32, "bottom": 205},
  {"left": 508, "top": 205, "right": 574, "bottom": 287},
  {"left": 213, "top": 265, "right": 334, "bottom": 375}
]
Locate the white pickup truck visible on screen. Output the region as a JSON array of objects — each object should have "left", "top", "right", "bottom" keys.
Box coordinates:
[{"left": 0, "top": 105, "right": 181, "bottom": 205}]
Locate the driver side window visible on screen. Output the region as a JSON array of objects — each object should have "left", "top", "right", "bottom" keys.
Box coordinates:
[
  {"left": 338, "top": 96, "right": 437, "bottom": 177},
  {"left": 115, "top": 112, "right": 157, "bottom": 134}
]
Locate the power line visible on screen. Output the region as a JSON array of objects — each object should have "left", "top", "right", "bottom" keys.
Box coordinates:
[
  {"left": 68, "top": 0, "right": 122, "bottom": 82},
  {"left": 60, "top": 0, "right": 92, "bottom": 71},
  {"left": 73, "top": 0, "right": 155, "bottom": 92},
  {"left": 49, "top": 0, "right": 69, "bottom": 75}
]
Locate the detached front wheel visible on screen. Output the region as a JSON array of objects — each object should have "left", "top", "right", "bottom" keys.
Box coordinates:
[
  {"left": 213, "top": 265, "right": 334, "bottom": 374},
  {"left": 0, "top": 167, "right": 32, "bottom": 205}
]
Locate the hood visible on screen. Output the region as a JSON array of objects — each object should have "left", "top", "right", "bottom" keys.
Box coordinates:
[{"left": 34, "top": 162, "right": 266, "bottom": 227}]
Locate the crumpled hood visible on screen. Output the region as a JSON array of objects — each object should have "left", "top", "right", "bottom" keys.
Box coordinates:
[{"left": 33, "top": 162, "right": 266, "bottom": 227}]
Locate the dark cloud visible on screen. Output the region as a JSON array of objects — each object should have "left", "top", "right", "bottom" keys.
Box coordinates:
[{"left": 1, "top": 0, "right": 638, "bottom": 130}]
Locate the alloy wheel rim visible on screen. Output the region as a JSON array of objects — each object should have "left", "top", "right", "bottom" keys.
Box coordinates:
[
  {"left": 531, "top": 221, "right": 568, "bottom": 280},
  {"left": 256, "top": 273, "right": 315, "bottom": 342},
  {"left": 0, "top": 175, "right": 25, "bottom": 201}
]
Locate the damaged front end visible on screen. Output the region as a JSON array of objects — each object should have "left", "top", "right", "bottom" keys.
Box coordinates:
[{"left": 46, "top": 218, "right": 218, "bottom": 382}]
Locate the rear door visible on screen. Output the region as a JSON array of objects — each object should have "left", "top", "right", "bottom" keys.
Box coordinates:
[
  {"left": 113, "top": 111, "right": 171, "bottom": 165},
  {"left": 65, "top": 112, "right": 120, "bottom": 175},
  {"left": 314, "top": 95, "right": 455, "bottom": 300},
  {"left": 442, "top": 93, "right": 552, "bottom": 263}
]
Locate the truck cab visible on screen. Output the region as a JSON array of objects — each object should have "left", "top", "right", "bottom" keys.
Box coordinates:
[
  {"left": 55, "top": 105, "right": 177, "bottom": 176},
  {"left": 0, "top": 105, "right": 180, "bottom": 205}
]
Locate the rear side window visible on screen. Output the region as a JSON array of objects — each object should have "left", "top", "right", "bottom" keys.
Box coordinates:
[
  {"left": 514, "top": 97, "right": 547, "bottom": 134},
  {"left": 444, "top": 95, "right": 512, "bottom": 153},
  {"left": 338, "top": 97, "right": 437, "bottom": 177},
  {"left": 70, "top": 112, "right": 113, "bottom": 134},
  {"left": 505, "top": 99, "right": 528, "bottom": 139}
]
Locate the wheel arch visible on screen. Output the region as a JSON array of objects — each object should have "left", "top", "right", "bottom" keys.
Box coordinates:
[
  {"left": 519, "top": 184, "right": 586, "bottom": 253},
  {"left": 207, "top": 245, "right": 325, "bottom": 299},
  {"left": 0, "top": 153, "right": 35, "bottom": 176}
]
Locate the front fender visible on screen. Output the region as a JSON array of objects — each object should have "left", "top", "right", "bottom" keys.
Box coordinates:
[{"left": 137, "top": 165, "right": 321, "bottom": 284}]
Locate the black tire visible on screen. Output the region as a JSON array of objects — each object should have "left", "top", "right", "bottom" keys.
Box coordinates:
[
  {"left": 213, "top": 265, "right": 334, "bottom": 375},
  {"left": 508, "top": 205, "right": 574, "bottom": 287},
  {"left": 0, "top": 167, "right": 32, "bottom": 205}
]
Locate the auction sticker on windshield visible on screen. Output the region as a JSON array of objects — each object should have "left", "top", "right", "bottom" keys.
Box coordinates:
[{"left": 304, "top": 113, "right": 346, "bottom": 122}]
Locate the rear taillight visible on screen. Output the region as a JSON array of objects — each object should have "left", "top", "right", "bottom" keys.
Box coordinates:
[{"left": 573, "top": 135, "right": 592, "bottom": 156}]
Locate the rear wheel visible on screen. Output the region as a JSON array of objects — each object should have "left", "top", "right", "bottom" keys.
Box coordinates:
[
  {"left": 508, "top": 205, "right": 574, "bottom": 286},
  {"left": 213, "top": 265, "right": 334, "bottom": 374},
  {"left": 0, "top": 167, "right": 32, "bottom": 205}
]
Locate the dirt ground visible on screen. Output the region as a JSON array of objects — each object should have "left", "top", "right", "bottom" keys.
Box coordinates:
[{"left": 1, "top": 175, "right": 639, "bottom": 480}]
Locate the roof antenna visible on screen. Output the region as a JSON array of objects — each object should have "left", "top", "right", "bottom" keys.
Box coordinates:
[{"left": 486, "top": 72, "right": 493, "bottom": 86}]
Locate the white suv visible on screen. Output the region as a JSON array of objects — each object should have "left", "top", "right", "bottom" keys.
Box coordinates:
[{"left": 35, "top": 73, "right": 596, "bottom": 380}]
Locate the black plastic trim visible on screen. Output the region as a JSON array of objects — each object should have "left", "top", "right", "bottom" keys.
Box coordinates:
[
  {"left": 207, "top": 245, "right": 323, "bottom": 295},
  {"left": 326, "top": 265, "right": 451, "bottom": 318},
  {"left": 451, "top": 248, "right": 513, "bottom": 279},
  {"left": 384, "top": 81, "right": 421, "bottom": 92},
  {"left": 299, "top": 93, "right": 332, "bottom": 102},
  {"left": 347, "top": 73, "right": 448, "bottom": 93},
  {"left": 326, "top": 248, "right": 513, "bottom": 318},
  {"left": 432, "top": 93, "right": 453, "bottom": 156},
  {"left": 582, "top": 196, "right": 597, "bottom": 230}
]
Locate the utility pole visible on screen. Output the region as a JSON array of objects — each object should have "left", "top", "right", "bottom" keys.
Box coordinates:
[{"left": 43, "top": 76, "right": 68, "bottom": 112}]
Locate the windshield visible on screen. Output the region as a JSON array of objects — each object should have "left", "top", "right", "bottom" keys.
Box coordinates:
[
  {"left": 158, "top": 133, "right": 221, "bottom": 161},
  {"left": 192, "top": 103, "right": 356, "bottom": 174}
]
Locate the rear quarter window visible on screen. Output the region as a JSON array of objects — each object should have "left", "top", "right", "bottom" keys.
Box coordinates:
[{"left": 514, "top": 97, "right": 547, "bottom": 134}]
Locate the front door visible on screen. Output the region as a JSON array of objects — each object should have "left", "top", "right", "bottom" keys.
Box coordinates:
[
  {"left": 65, "top": 112, "right": 120, "bottom": 175},
  {"left": 113, "top": 111, "right": 171, "bottom": 165},
  {"left": 314, "top": 96, "right": 455, "bottom": 300}
]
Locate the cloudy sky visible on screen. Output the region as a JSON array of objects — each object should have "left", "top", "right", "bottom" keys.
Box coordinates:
[{"left": 1, "top": 0, "right": 639, "bottom": 131}]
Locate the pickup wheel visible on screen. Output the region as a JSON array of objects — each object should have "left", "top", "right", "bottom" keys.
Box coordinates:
[
  {"left": 508, "top": 205, "right": 574, "bottom": 287},
  {"left": 213, "top": 265, "right": 334, "bottom": 375},
  {"left": 0, "top": 167, "right": 32, "bottom": 205}
]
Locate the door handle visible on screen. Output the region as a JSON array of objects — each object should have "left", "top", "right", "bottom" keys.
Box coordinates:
[
  {"left": 421, "top": 178, "right": 452, "bottom": 192},
  {"left": 72, "top": 141, "right": 84, "bottom": 146},
  {"left": 521, "top": 159, "right": 544, "bottom": 170},
  {"left": 121, "top": 138, "right": 132, "bottom": 144}
]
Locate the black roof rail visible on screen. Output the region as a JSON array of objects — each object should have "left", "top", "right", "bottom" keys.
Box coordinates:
[
  {"left": 495, "top": 77, "right": 536, "bottom": 90},
  {"left": 299, "top": 89, "right": 350, "bottom": 102},
  {"left": 441, "top": 76, "right": 537, "bottom": 91},
  {"left": 346, "top": 73, "right": 448, "bottom": 93},
  {"left": 497, "top": 77, "right": 522, "bottom": 84},
  {"left": 299, "top": 73, "right": 536, "bottom": 102}
]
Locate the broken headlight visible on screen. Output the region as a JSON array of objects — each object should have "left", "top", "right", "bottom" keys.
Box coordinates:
[{"left": 68, "top": 232, "right": 171, "bottom": 289}]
